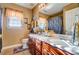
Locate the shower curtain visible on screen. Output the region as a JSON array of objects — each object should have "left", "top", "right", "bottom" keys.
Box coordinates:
[{"left": 48, "top": 16, "right": 63, "bottom": 34}]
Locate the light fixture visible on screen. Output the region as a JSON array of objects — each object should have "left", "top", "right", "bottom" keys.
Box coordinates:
[{"left": 39, "top": 3, "right": 47, "bottom": 9}]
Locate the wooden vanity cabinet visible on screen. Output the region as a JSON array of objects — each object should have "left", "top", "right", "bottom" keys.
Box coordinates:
[{"left": 28, "top": 37, "right": 73, "bottom": 55}]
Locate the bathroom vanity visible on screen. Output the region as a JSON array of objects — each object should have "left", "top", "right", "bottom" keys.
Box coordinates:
[{"left": 28, "top": 33, "right": 79, "bottom": 55}]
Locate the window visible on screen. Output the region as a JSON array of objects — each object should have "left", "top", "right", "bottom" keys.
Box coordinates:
[
  {"left": 7, "top": 16, "right": 22, "bottom": 28},
  {"left": 6, "top": 9, "right": 23, "bottom": 28}
]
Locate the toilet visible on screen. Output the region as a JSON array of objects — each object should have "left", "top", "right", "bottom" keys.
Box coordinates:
[{"left": 22, "top": 38, "right": 29, "bottom": 49}]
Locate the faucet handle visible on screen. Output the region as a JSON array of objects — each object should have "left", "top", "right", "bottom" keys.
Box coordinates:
[{"left": 74, "top": 41, "right": 79, "bottom": 46}]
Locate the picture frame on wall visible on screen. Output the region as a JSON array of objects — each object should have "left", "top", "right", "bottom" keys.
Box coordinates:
[
  {"left": 24, "top": 17, "right": 31, "bottom": 30},
  {"left": 24, "top": 18, "right": 28, "bottom": 24}
]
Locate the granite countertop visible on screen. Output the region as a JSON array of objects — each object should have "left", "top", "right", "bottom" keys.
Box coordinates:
[{"left": 29, "top": 33, "right": 79, "bottom": 55}]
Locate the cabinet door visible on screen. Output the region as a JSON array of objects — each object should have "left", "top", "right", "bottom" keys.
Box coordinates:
[
  {"left": 36, "top": 39, "right": 42, "bottom": 51},
  {"left": 51, "top": 47, "right": 66, "bottom": 55},
  {"left": 49, "top": 46, "right": 58, "bottom": 55},
  {"left": 52, "top": 48, "right": 73, "bottom": 55},
  {"left": 42, "top": 42, "right": 50, "bottom": 55},
  {"left": 32, "top": 38, "right": 36, "bottom": 55},
  {"left": 35, "top": 39, "right": 42, "bottom": 55},
  {"left": 49, "top": 45, "right": 68, "bottom": 55},
  {"left": 36, "top": 50, "right": 41, "bottom": 55}
]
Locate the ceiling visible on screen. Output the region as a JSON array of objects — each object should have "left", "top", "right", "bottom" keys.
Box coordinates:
[
  {"left": 16, "top": 3, "right": 37, "bottom": 9},
  {"left": 16, "top": 3, "right": 69, "bottom": 15},
  {"left": 40, "top": 3, "right": 69, "bottom": 15}
]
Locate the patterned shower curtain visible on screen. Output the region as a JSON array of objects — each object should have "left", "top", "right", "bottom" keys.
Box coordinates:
[{"left": 48, "top": 16, "right": 63, "bottom": 34}]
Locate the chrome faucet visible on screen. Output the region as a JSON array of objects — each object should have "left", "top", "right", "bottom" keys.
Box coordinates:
[
  {"left": 72, "top": 23, "right": 76, "bottom": 45},
  {"left": 72, "top": 23, "right": 79, "bottom": 46}
]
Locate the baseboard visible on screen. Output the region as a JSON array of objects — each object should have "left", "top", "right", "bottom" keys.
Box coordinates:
[{"left": 2, "top": 44, "right": 22, "bottom": 51}]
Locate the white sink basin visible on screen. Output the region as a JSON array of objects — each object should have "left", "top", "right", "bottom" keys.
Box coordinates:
[{"left": 64, "top": 46, "right": 79, "bottom": 54}]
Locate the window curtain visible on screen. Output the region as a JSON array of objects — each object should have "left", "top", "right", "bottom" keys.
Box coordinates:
[
  {"left": 48, "top": 16, "right": 63, "bottom": 34},
  {"left": 6, "top": 8, "right": 23, "bottom": 20},
  {"left": 5, "top": 8, "right": 24, "bottom": 28}
]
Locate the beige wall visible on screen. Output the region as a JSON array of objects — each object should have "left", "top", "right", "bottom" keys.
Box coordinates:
[
  {"left": 32, "top": 4, "right": 39, "bottom": 18},
  {"left": 49, "top": 11, "right": 63, "bottom": 18},
  {"left": 32, "top": 4, "right": 39, "bottom": 27},
  {"left": 1, "top": 3, "right": 32, "bottom": 47},
  {"left": 39, "top": 12, "right": 49, "bottom": 19}
]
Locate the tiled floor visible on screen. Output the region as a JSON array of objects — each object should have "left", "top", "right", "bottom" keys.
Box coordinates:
[
  {"left": 14, "top": 50, "right": 31, "bottom": 55},
  {"left": 1, "top": 49, "right": 31, "bottom": 55}
]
